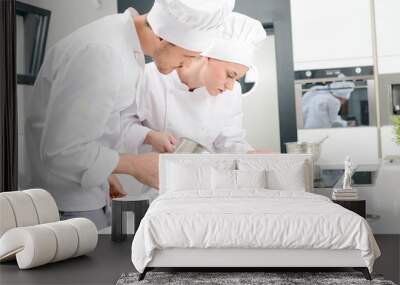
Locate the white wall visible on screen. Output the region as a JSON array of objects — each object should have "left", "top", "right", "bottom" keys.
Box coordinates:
[
  {"left": 374, "top": 0, "right": 400, "bottom": 74},
  {"left": 17, "top": 0, "right": 118, "bottom": 189},
  {"left": 360, "top": 161, "right": 400, "bottom": 234},
  {"left": 242, "top": 36, "right": 281, "bottom": 151},
  {"left": 290, "top": 0, "right": 373, "bottom": 70}
]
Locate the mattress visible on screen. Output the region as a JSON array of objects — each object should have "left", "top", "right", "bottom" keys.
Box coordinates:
[{"left": 131, "top": 190, "right": 380, "bottom": 273}]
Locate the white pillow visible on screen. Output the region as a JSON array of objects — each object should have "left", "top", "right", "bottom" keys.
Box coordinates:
[
  {"left": 238, "top": 159, "right": 308, "bottom": 191},
  {"left": 166, "top": 162, "right": 212, "bottom": 192},
  {"left": 212, "top": 168, "right": 237, "bottom": 190},
  {"left": 236, "top": 169, "right": 268, "bottom": 189},
  {"left": 212, "top": 168, "right": 268, "bottom": 190},
  {"left": 267, "top": 162, "right": 306, "bottom": 191}
]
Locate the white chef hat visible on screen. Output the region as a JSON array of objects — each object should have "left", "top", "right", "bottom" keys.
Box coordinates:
[
  {"left": 329, "top": 81, "right": 355, "bottom": 100},
  {"left": 147, "top": 0, "right": 235, "bottom": 52},
  {"left": 201, "top": 12, "right": 267, "bottom": 68}
]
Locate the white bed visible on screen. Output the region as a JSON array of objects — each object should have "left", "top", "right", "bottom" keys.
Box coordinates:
[{"left": 131, "top": 154, "right": 380, "bottom": 280}]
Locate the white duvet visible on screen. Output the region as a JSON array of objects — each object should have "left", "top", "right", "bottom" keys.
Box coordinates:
[{"left": 131, "top": 190, "right": 380, "bottom": 273}]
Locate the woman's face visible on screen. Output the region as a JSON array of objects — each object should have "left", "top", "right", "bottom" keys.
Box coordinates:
[{"left": 201, "top": 58, "right": 248, "bottom": 96}]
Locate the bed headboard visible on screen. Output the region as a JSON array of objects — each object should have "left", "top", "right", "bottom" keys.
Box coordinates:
[{"left": 159, "top": 154, "right": 314, "bottom": 193}]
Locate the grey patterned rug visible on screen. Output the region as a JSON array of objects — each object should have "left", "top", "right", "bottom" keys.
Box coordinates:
[{"left": 116, "top": 271, "right": 396, "bottom": 285}]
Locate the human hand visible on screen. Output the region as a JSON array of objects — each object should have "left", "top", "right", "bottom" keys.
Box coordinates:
[
  {"left": 145, "top": 130, "right": 177, "bottom": 153},
  {"left": 108, "top": 174, "right": 127, "bottom": 199},
  {"left": 114, "top": 153, "right": 160, "bottom": 189}
]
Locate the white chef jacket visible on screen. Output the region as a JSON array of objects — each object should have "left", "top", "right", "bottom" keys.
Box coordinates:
[
  {"left": 26, "top": 9, "right": 145, "bottom": 211},
  {"left": 122, "top": 62, "right": 253, "bottom": 154},
  {"left": 302, "top": 89, "right": 347, "bottom": 129}
]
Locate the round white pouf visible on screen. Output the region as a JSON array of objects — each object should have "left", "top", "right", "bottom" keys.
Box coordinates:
[
  {"left": 0, "top": 225, "right": 57, "bottom": 269},
  {"left": 0, "top": 192, "right": 39, "bottom": 227},
  {"left": 65, "top": 218, "right": 98, "bottom": 257},
  {"left": 0, "top": 218, "right": 98, "bottom": 269},
  {"left": 24, "top": 189, "right": 60, "bottom": 224},
  {"left": 42, "top": 221, "right": 79, "bottom": 262},
  {"left": 0, "top": 196, "right": 17, "bottom": 237}
]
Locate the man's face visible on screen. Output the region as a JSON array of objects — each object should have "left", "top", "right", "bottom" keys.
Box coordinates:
[{"left": 153, "top": 40, "right": 200, "bottom": 74}]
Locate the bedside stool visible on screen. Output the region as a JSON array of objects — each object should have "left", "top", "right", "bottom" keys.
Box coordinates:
[
  {"left": 111, "top": 195, "right": 149, "bottom": 242},
  {"left": 332, "top": 199, "right": 366, "bottom": 218}
]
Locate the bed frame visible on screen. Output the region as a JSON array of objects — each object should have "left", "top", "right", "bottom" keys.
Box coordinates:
[
  {"left": 148, "top": 248, "right": 366, "bottom": 268},
  {"left": 139, "top": 249, "right": 371, "bottom": 280},
  {"left": 138, "top": 154, "right": 372, "bottom": 281}
]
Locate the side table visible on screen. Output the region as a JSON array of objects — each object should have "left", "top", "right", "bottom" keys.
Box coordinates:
[
  {"left": 332, "top": 199, "right": 366, "bottom": 218},
  {"left": 111, "top": 195, "right": 149, "bottom": 242}
]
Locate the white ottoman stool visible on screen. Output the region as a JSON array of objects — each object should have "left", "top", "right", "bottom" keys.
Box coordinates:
[{"left": 0, "top": 189, "right": 98, "bottom": 269}]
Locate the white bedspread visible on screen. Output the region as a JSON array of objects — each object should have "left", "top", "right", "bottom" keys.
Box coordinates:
[{"left": 131, "top": 190, "right": 380, "bottom": 272}]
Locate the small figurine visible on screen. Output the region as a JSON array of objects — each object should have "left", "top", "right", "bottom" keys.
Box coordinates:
[{"left": 343, "top": 156, "right": 354, "bottom": 190}]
